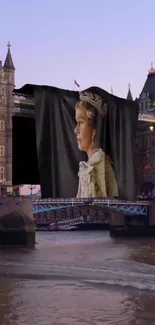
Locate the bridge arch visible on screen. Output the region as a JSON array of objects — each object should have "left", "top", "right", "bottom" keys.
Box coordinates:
[{"left": 141, "top": 182, "right": 155, "bottom": 196}]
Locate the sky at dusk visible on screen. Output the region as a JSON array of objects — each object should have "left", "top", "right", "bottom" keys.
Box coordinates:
[{"left": 1, "top": 0, "right": 155, "bottom": 100}]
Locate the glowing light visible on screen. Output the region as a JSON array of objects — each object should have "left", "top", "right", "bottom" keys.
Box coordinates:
[{"left": 150, "top": 126, "right": 154, "bottom": 131}]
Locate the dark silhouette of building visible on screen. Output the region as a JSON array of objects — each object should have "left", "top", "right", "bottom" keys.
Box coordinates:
[{"left": 129, "top": 64, "right": 155, "bottom": 197}]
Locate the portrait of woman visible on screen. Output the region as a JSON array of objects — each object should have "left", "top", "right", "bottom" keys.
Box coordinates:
[{"left": 74, "top": 91, "right": 118, "bottom": 198}]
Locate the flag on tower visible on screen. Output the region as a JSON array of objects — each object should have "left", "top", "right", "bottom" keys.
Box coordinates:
[{"left": 74, "top": 79, "right": 80, "bottom": 88}]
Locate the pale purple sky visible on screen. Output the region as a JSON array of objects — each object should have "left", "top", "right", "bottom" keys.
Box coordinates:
[{"left": 1, "top": 0, "right": 155, "bottom": 100}]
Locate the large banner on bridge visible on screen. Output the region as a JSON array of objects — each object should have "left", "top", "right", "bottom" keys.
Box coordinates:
[{"left": 13, "top": 85, "right": 139, "bottom": 200}]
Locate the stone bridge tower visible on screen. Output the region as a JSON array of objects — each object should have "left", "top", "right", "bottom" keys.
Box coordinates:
[
  {"left": 0, "top": 42, "right": 15, "bottom": 186},
  {"left": 136, "top": 63, "right": 155, "bottom": 196}
]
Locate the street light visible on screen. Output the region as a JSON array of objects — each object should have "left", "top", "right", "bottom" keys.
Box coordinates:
[{"left": 150, "top": 126, "right": 154, "bottom": 131}]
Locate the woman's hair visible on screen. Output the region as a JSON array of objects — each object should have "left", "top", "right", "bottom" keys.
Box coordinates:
[{"left": 75, "top": 100, "right": 97, "bottom": 128}]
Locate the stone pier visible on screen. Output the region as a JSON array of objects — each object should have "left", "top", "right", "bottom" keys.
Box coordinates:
[
  {"left": 109, "top": 201, "right": 155, "bottom": 237},
  {"left": 0, "top": 197, "right": 35, "bottom": 247},
  {"left": 109, "top": 211, "right": 125, "bottom": 236}
]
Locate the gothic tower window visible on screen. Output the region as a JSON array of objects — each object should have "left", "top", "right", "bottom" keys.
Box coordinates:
[
  {"left": 0, "top": 174, "right": 4, "bottom": 181},
  {"left": 140, "top": 102, "right": 143, "bottom": 111},
  {"left": 1, "top": 88, "right": 6, "bottom": 105},
  {"left": 145, "top": 101, "right": 148, "bottom": 110},
  {"left": 0, "top": 146, "right": 5, "bottom": 156},
  {"left": 1, "top": 88, "right": 5, "bottom": 96},
  {"left": 0, "top": 120, "right": 5, "bottom": 130},
  {"left": 0, "top": 166, "right": 4, "bottom": 181},
  {"left": 0, "top": 167, "right": 4, "bottom": 173}
]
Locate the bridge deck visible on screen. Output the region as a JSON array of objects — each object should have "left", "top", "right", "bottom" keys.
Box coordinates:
[
  {"left": 33, "top": 198, "right": 150, "bottom": 218},
  {"left": 33, "top": 198, "right": 150, "bottom": 205}
]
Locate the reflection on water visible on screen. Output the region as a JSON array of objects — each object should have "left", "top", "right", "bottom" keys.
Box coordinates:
[{"left": 0, "top": 231, "right": 155, "bottom": 324}]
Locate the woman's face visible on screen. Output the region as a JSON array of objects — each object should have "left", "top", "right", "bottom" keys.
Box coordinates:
[{"left": 74, "top": 106, "right": 95, "bottom": 153}]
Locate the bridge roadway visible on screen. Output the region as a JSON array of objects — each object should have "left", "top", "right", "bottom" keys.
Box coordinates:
[{"left": 33, "top": 198, "right": 150, "bottom": 229}]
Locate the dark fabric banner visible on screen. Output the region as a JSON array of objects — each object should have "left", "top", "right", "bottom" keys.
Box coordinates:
[{"left": 14, "top": 85, "right": 139, "bottom": 200}]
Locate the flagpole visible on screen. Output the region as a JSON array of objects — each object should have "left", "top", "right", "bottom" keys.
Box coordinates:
[{"left": 73, "top": 79, "right": 80, "bottom": 91}]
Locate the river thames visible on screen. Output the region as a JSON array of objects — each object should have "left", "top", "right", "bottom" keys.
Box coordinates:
[{"left": 1, "top": 231, "right": 155, "bottom": 325}]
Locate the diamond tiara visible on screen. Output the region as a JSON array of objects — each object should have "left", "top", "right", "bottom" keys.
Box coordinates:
[{"left": 79, "top": 91, "right": 107, "bottom": 116}]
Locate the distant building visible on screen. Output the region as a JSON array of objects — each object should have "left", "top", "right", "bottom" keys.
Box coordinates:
[
  {"left": 129, "top": 64, "right": 155, "bottom": 197},
  {"left": 0, "top": 42, "right": 15, "bottom": 189},
  {"left": 0, "top": 43, "right": 35, "bottom": 195}
]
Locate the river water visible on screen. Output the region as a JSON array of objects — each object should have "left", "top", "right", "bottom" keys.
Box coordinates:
[{"left": 1, "top": 231, "right": 155, "bottom": 325}]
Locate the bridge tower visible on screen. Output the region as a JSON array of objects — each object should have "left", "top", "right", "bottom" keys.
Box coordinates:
[
  {"left": 0, "top": 42, "right": 15, "bottom": 187},
  {"left": 136, "top": 63, "right": 155, "bottom": 196},
  {"left": 0, "top": 43, "right": 35, "bottom": 247}
]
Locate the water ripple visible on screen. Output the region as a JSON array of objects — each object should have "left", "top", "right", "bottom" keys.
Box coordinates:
[{"left": 1, "top": 231, "right": 155, "bottom": 325}]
